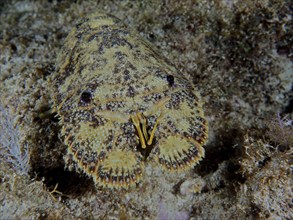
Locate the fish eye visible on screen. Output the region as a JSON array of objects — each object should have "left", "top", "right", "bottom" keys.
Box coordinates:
[
  {"left": 166, "top": 74, "right": 174, "bottom": 86},
  {"left": 80, "top": 91, "right": 92, "bottom": 103}
]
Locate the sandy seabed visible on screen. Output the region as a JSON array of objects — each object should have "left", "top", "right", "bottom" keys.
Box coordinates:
[{"left": 0, "top": 0, "right": 292, "bottom": 219}]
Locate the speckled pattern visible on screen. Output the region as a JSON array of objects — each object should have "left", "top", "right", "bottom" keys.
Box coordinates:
[{"left": 52, "top": 13, "right": 208, "bottom": 189}]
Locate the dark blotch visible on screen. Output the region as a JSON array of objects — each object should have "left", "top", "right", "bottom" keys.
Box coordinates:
[
  {"left": 166, "top": 75, "right": 175, "bottom": 86},
  {"left": 80, "top": 91, "right": 92, "bottom": 103}
]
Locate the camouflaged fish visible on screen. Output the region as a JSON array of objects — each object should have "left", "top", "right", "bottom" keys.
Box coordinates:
[{"left": 52, "top": 13, "right": 208, "bottom": 189}]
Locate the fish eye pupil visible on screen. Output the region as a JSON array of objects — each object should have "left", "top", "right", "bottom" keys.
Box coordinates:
[
  {"left": 80, "top": 91, "right": 92, "bottom": 103},
  {"left": 166, "top": 75, "right": 174, "bottom": 86}
]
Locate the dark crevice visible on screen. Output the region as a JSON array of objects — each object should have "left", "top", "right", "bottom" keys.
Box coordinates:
[
  {"left": 194, "top": 127, "right": 243, "bottom": 176},
  {"left": 194, "top": 127, "right": 247, "bottom": 188},
  {"left": 226, "top": 162, "right": 246, "bottom": 184},
  {"left": 282, "top": 85, "right": 293, "bottom": 114},
  {"left": 34, "top": 166, "right": 94, "bottom": 199},
  {"left": 29, "top": 112, "right": 95, "bottom": 199}
]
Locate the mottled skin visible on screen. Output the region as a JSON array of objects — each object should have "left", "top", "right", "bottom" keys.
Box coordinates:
[{"left": 52, "top": 13, "right": 208, "bottom": 188}]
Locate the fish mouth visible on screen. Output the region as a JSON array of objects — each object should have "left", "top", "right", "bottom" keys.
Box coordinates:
[
  {"left": 131, "top": 112, "right": 160, "bottom": 149},
  {"left": 130, "top": 112, "right": 160, "bottom": 159},
  {"left": 94, "top": 97, "right": 171, "bottom": 151},
  {"left": 130, "top": 97, "right": 171, "bottom": 150}
]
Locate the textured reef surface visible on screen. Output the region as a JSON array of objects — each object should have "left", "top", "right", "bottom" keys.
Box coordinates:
[{"left": 0, "top": 0, "right": 292, "bottom": 219}]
